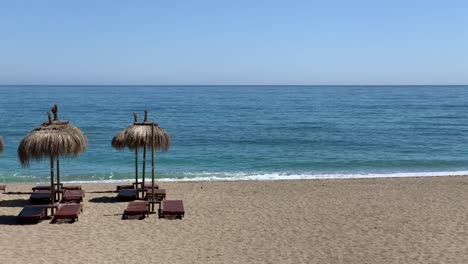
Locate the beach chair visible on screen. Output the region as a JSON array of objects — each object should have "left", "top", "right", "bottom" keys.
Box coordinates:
[
  {"left": 52, "top": 204, "right": 83, "bottom": 223},
  {"left": 29, "top": 190, "right": 52, "bottom": 204},
  {"left": 17, "top": 207, "right": 47, "bottom": 224},
  {"left": 0, "top": 185, "right": 5, "bottom": 192},
  {"left": 61, "top": 190, "right": 85, "bottom": 203},
  {"left": 62, "top": 185, "right": 82, "bottom": 190},
  {"left": 144, "top": 188, "right": 166, "bottom": 201},
  {"left": 117, "top": 189, "right": 138, "bottom": 201},
  {"left": 158, "top": 200, "right": 185, "bottom": 219},
  {"left": 32, "top": 185, "right": 51, "bottom": 192},
  {"left": 33, "top": 185, "right": 81, "bottom": 191},
  {"left": 116, "top": 182, "right": 142, "bottom": 191},
  {"left": 122, "top": 201, "right": 150, "bottom": 220},
  {"left": 144, "top": 184, "right": 159, "bottom": 190}
]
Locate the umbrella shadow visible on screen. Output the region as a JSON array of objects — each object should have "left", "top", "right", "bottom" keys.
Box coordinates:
[
  {"left": 88, "top": 196, "right": 120, "bottom": 203},
  {"left": 87, "top": 191, "right": 116, "bottom": 194},
  {"left": 0, "top": 199, "right": 29, "bottom": 207},
  {"left": 0, "top": 215, "right": 19, "bottom": 225},
  {"left": 3, "top": 191, "right": 33, "bottom": 195}
]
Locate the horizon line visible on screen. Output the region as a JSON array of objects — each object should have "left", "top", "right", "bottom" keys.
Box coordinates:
[{"left": 1, "top": 84, "right": 468, "bottom": 87}]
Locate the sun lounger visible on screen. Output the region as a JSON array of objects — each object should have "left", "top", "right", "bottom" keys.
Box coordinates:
[
  {"left": 52, "top": 204, "right": 83, "bottom": 223},
  {"left": 159, "top": 200, "right": 185, "bottom": 219},
  {"left": 61, "top": 190, "right": 85, "bottom": 203},
  {"left": 62, "top": 185, "right": 82, "bottom": 190},
  {"left": 144, "top": 188, "right": 166, "bottom": 201},
  {"left": 17, "top": 207, "right": 46, "bottom": 224},
  {"left": 116, "top": 184, "right": 133, "bottom": 191},
  {"left": 116, "top": 182, "right": 143, "bottom": 191},
  {"left": 0, "top": 185, "right": 5, "bottom": 192},
  {"left": 33, "top": 185, "right": 81, "bottom": 191},
  {"left": 117, "top": 189, "right": 138, "bottom": 201},
  {"left": 144, "top": 184, "right": 159, "bottom": 190},
  {"left": 32, "top": 185, "right": 51, "bottom": 192},
  {"left": 30, "top": 190, "right": 52, "bottom": 204},
  {"left": 123, "top": 201, "right": 150, "bottom": 219}
]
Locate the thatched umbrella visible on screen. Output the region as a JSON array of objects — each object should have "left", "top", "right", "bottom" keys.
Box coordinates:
[
  {"left": 112, "top": 110, "right": 170, "bottom": 207},
  {"left": 0, "top": 135, "right": 4, "bottom": 153},
  {"left": 18, "top": 105, "right": 87, "bottom": 206}
]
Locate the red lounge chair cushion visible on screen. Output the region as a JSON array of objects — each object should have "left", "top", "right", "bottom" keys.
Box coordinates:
[
  {"left": 117, "top": 189, "right": 138, "bottom": 201},
  {"left": 62, "top": 190, "right": 85, "bottom": 202},
  {"left": 126, "top": 202, "right": 150, "bottom": 215},
  {"left": 30, "top": 191, "right": 51, "bottom": 201},
  {"left": 144, "top": 184, "right": 159, "bottom": 189},
  {"left": 145, "top": 188, "right": 166, "bottom": 201},
  {"left": 116, "top": 185, "right": 134, "bottom": 190},
  {"left": 32, "top": 186, "right": 51, "bottom": 191},
  {"left": 162, "top": 200, "right": 184, "bottom": 215},
  {"left": 18, "top": 207, "right": 46, "bottom": 221},
  {"left": 62, "top": 185, "right": 82, "bottom": 190},
  {"left": 54, "top": 204, "right": 82, "bottom": 220}
]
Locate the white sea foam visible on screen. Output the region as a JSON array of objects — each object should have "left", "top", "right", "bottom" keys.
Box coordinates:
[{"left": 59, "top": 170, "right": 468, "bottom": 184}]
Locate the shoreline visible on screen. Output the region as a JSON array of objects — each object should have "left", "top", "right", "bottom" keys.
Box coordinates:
[
  {"left": 1, "top": 176, "right": 468, "bottom": 263},
  {"left": 2, "top": 172, "right": 468, "bottom": 184}
]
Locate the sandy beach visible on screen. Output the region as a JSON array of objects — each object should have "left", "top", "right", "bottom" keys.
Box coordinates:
[{"left": 0, "top": 176, "right": 467, "bottom": 264}]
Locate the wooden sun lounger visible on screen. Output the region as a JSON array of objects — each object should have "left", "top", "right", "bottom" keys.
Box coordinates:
[
  {"left": 116, "top": 182, "right": 143, "bottom": 191},
  {"left": 52, "top": 204, "right": 83, "bottom": 223},
  {"left": 123, "top": 201, "right": 150, "bottom": 219},
  {"left": 30, "top": 190, "right": 52, "bottom": 204},
  {"left": 17, "top": 207, "right": 47, "bottom": 224},
  {"left": 144, "top": 184, "right": 159, "bottom": 190},
  {"left": 117, "top": 189, "right": 138, "bottom": 201},
  {"left": 33, "top": 185, "right": 81, "bottom": 191},
  {"left": 0, "top": 185, "right": 5, "bottom": 192},
  {"left": 144, "top": 188, "right": 166, "bottom": 201},
  {"left": 116, "top": 184, "right": 134, "bottom": 191},
  {"left": 61, "top": 190, "right": 85, "bottom": 203},
  {"left": 62, "top": 185, "right": 82, "bottom": 190},
  {"left": 32, "top": 185, "right": 51, "bottom": 192},
  {"left": 159, "top": 200, "right": 185, "bottom": 219}
]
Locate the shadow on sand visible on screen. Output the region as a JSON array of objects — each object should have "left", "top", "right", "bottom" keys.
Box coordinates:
[
  {"left": 88, "top": 196, "right": 120, "bottom": 203},
  {"left": 0, "top": 215, "right": 19, "bottom": 225},
  {"left": 3, "top": 191, "right": 33, "bottom": 195},
  {"left": 87, "top": 191, "right": 116, "bottom": 194},
  {"left": 0, "top": 199, "right": 29, "bottom": 208}
]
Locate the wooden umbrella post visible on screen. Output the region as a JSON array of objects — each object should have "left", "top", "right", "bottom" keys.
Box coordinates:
[
  {"left": 56, "top": 157, "right": 60, "bottom": 201},
  {"left": 151, "top": 122, "right": 155, "bottom": 212},
  {"left": 142, "top": 145, "right": 146, "bottom": 192},
  {"left": 142, "top": 110, "right": 148, "bottom": 194},
  {"left": 50, "top": 156, "right": 55, "bottom": 214},
  {"left": 134, "top": 148, "right": 138, "bottom": 189}
]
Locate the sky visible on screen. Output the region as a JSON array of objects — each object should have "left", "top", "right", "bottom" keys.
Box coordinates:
[{"left": 0, "top": 0, "right": 467, "bottom": 85}]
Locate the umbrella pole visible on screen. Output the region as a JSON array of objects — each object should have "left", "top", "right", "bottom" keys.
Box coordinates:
[
  {"left": 56, "top": 157, "right": 60, "bottom": 201},
  {"left": 135, "top": 148, "right": 138, "bottom": 188},
  {"left": 142, "top": 145, "right": 146, "bottom": 191},
  {"left": 50, "top": 156, "right": 55, "bottom": 212},
  {"left": 151, "top": 123, "right": 155, "bottom": 212}
]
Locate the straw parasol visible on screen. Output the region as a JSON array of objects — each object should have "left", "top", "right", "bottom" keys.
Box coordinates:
[
  {"left": 112, "top": 110, "right": 170, "bottom": 208},
  {"left": 0, "top": 135, "right": 3, "bottom": 152},
  {"left": 18, "top": 104, "right": 87, "bottom": 206}
]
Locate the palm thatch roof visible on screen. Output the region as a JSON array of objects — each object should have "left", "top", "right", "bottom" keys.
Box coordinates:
[
  {"left": 18, "top": 105, "right": 88, "bottom": 166},
  {"left": 112, "top": 111, "right": 170, "bottom": 151},
  {"left": 0, "top": 135, "right": 4, "bottom": 152}
]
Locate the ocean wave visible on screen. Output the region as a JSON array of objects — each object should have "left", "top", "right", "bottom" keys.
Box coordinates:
[{"left": 56, "top": 170, "right": 468, "bottom": 183}]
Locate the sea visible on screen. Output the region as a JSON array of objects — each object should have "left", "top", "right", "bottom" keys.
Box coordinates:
[{"left": 1, "top": 85, "right": 468, "bottom": 183}]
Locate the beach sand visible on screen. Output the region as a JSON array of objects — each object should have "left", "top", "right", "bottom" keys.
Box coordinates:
[{"left": 1, "top": 176, "right": 467, "bottom": 264}]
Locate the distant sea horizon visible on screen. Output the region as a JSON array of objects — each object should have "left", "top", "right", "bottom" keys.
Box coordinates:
[{"left": 1, "top": 85, "right": 468, "bottom": 183}]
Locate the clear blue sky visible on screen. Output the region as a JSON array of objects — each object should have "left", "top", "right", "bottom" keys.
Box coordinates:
[{"left": 0, "top": 1, "right": 467, "bottom": 85}]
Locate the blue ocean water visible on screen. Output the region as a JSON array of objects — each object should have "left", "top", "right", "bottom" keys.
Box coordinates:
[{"left": 1, "top": 85, "right": 468, "bottom": 183}]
